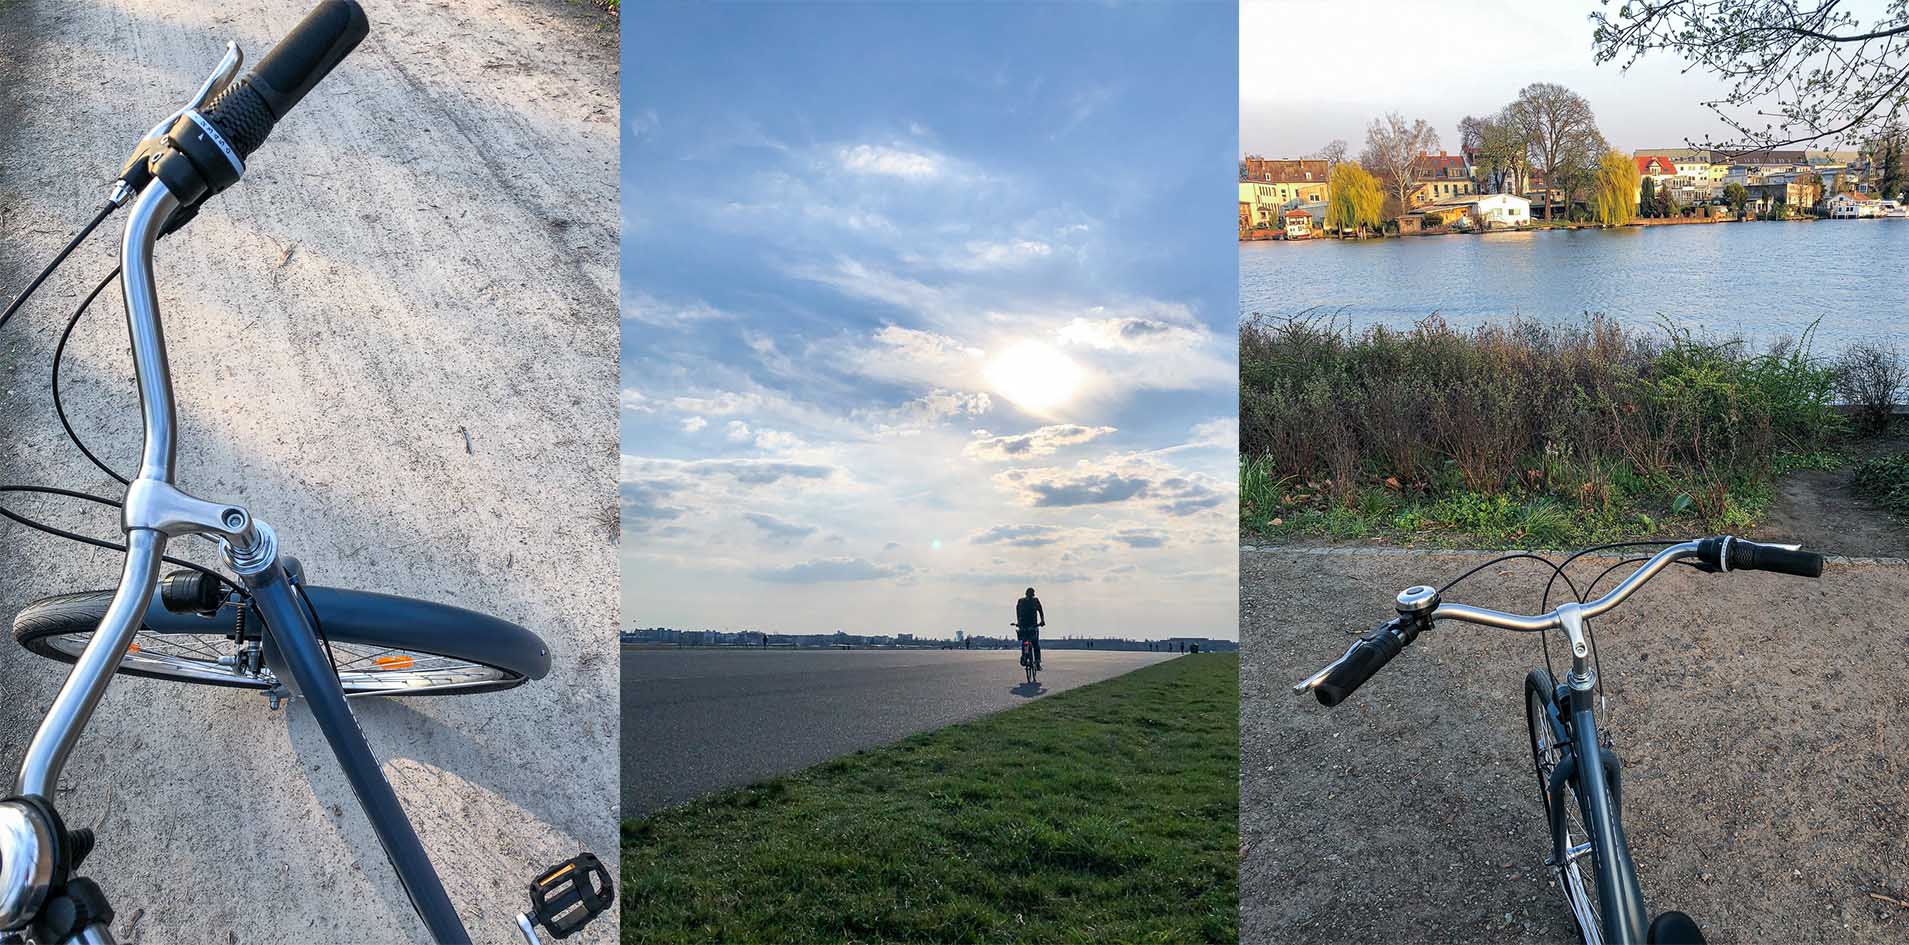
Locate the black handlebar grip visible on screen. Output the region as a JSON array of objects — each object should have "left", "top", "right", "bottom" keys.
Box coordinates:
[
  {"left": 1729, "top": 539, "right": 1825, "bottom": 578},
  {"left": 1313, "top": 620, "right": 1408, "bottom": 707},
  {"left": 199, "top": 1, "right": 368, "bottom": 160}
]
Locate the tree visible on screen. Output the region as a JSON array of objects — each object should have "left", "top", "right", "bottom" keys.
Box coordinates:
[
  {"left": 1317, "top": 139, "right": 1350, "bottom": 170},
  {"left": 1864, "top": 126, "right": 1906, "bottom": 198},
  {"left": 1594, "top": 3, "right": 1909, "bottom": 151},
  {"left": 1460, "top": 112, "right": 1530, "bottom": 194},
  {"left": 1723, "top": 182, "right": 1749, "bottom": 215},
  {"left": 1655, "top": 183, "right": 1679, "bottom": 218},
  {"left": 1639, "top": 175, "right": 1656, "bottom": 217},
  {"left": 1361, "top": 112, "right": 1440, "bottom": 221},
  {"left": 1507, "top": 83, "right": 1604, "bottom": 221},
  {"left": 1594, "top": 150, "right": 1641, "bottom": 226},
  {"left": 1325, "top": 162, "right": 1385, "bottom": 237}
]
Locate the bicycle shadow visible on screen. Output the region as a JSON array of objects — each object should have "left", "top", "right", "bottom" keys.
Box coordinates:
[{"left": 1009, "top": 680, "right": 1047, "bottom": 698}]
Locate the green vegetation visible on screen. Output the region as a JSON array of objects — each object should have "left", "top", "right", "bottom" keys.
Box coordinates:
[
  {"left": 1854, "top": 454, "right": 1909, "bottom": 523},
  {"left": 1595, "top": 149, "right": 1640, "bottom": 226},
  {"left": 1326, "top": 162, "right": 1384, "bottom": 236},
  {"left": 622, "top": 656, "right": 1239, "bottom": 944},
  {"left": 1240, "top": 313, "right": 1847, "bottom": 546}
]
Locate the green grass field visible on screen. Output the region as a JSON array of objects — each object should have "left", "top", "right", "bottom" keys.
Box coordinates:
[{"left": 620, "top": 654, "right": 1239, "bottom": 944}]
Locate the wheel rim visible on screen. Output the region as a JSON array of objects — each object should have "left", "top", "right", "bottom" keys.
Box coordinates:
[
  {"left": 35, "top": 631, "right": 516, "bottom": 692},
  {"left": 1558, "top": 788, "right": 1606, "bottom": 945}
]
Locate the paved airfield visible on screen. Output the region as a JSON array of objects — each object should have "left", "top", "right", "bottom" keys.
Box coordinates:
[{"left": 621, "top": 648, "right": 1178, "bottom": 815}]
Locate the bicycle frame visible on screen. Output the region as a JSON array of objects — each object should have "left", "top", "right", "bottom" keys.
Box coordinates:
[{"left": 12, "top": 180, "right": 470, "bottom": 944}]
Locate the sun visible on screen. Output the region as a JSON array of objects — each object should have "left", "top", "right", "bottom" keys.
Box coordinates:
[{"left": 984, "top": 340, "right": 1084, "bottom": 413}]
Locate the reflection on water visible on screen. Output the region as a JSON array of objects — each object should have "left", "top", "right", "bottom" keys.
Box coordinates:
[{"left": 1241, "top": 222, "right": 1909, "bottom": 352}]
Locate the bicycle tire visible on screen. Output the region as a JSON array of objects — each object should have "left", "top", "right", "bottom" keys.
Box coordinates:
[
  {"left": 1526, "top": 668, "right": 1605, "bottom": 945},
  {"left": 14, "top": 586, "right": 549, "bottom": 696}
]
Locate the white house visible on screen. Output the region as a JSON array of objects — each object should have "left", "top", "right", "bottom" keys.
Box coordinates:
[
  {"left": 1415, "top": 192, "right": 1532, "bottom": 229},
  {"left": 1826, "top": 192, "right": 1882, "bottom": 218}
]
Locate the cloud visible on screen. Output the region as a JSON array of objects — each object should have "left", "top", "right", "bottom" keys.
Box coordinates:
[
  {"left": 753, "top": 429, "right": 805, "bottom": 451},
  {"left": 1057, "top": 312, "right": 1206, "bottom": 352},
  {"left": 681, "top": 416, "right": 708, "bottom": 433},
  {"left": 932, "top": 239, "right": 1054, "bottom": 271},
  {"left": 624, "top": 291, "right": 729, "bottom": 327},
  {"left": 622, "top": 456, "right": 836, "bottom": 486},
  {"left": 837, "top": 143, "right": 943, "bottom": 179},
  {"left": 1113, "top": 528, "right": 1169, "bottom": 549},
  {"left": 969, "top": 524, "right": 1063, "bottom": 547},
  {"left": 743, "top": 512, "right": 817, "bottom": 541},
  {"left": 964, "top": 424, "right": 1115, "bottom": 461},
  {"left": 725, "top": 420, "right": 753, "bottom": 442},
  {"left": 621, "top": 481, "right": 685, "bottom": 533},
  {"left": 752, "top": 557, "right": 915, "bottom": 584},
  {"left": 621, "top": 389, "right": 654, "bottom": 413},
  {"left": 1186, "top": 417, "right": 1237, "bottom": 450},
  {"left": 995, "top": 468, "right": 1151, "bottom": 507},
  {"left": 992, "top": 455, "right": 1231, "bottom": 516}
]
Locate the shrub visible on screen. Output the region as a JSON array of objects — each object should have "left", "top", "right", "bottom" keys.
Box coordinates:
[
  {"left": 1853, "top": 454, "right": 1909, "bottom": 522},
  {"left": 1834, "top": 343, "right": 1906, "bottom": 434},
  {"left": 1238, "top": 312, "right": 1842, "bottom": 531}
]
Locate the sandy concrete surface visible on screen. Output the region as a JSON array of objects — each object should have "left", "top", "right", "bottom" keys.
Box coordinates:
[
  {"left": 622, "top": 648, "right": 1178, "bottom": 816},
  {"left": 1242, "top": 547, "right": 1909, "bottom": 944},
  {"left": 0, "top": 2, "right": 618, "bottom": 942}
]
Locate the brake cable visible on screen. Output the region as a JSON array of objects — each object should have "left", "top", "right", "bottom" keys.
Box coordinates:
[
  {"left": 52, "top": 267, "right": 129, "bottom": 485},
  {"left": 1, "top": 205, "right": 247, "bottom": 599}
]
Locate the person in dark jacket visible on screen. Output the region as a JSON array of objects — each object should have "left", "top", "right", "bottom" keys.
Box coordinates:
[{"left": 1015, "top": 587, "right": 1044, "bottom": 670}]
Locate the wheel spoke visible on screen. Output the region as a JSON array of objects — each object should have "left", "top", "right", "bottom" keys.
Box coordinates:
[{"left": 38, "top": 630, "right": 510, "bottom": 692}]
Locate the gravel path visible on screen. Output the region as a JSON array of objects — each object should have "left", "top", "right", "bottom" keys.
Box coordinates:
[
  {"left": 0, "top": 2, "right": 618, "bottom": 942},
  {"left": 1242, "top": 547, "right": 1909, "bottom": 944}
]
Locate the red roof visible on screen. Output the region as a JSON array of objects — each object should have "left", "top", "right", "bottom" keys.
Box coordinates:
[
  {"left": 1284, "top": 208, "right": 1311, "bottom": 217},
  {"left": 1635, "top": 155, "right": 1677, "bottom": 176},
  {"left": 1414, "top": 151, "right": 1468, "bottom": 178}
]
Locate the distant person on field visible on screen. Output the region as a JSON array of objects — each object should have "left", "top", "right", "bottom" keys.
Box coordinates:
[{"left": 1015, "top": 587, "right": 1044, "bottom": 671}]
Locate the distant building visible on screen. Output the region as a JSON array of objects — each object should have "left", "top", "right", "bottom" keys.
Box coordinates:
[
  {"left": 1283, "top": 207, "right": 1314, "bottom": 239},
  {"left": 1408, "top": 151, "right": 1475, "bottom": 207},
  {"left": 1635, "top": 154, "right": 1678, "bottom": 183},
  {"left": 1826, "top": 191, "right": 1882, "bottom": 218},
  {"left": 1407, "top": 192, "right": 1531, "bottom": 229},
  {"left": 1239, "top": 157, "right": 1330, "bottom": 227}
]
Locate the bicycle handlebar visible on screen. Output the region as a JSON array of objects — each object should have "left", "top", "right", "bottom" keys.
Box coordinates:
[
  {"left": 1311, "top": 617, "right": 1417, "bottom": 707},
  {"left": 199, "top": 1, "right": 369, "bottom": 161},
  {"left": 1294, "top": 536, "right": 1825, "bottom": 705}
]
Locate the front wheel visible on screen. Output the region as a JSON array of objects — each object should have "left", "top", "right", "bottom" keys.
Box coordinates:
[
  {"left": 14, "top": 586, "right": 549, "bottom": 696},
  {"left": 1526, "top": 669, "right": 1603, "bottom": 944}
]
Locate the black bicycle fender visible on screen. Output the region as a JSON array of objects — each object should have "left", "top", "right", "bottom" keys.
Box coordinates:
[{"left": 141, "top": 585, "right": 552, "bottom": 681}]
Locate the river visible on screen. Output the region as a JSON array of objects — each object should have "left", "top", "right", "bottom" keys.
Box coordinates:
[{"left": 1240, "top": 220, "right": 1907, "bottom": 353}]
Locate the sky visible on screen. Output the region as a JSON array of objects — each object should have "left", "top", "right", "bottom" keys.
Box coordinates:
[
  {"left": 622, "top": 4, "right": 1239, "bottom": 641},
  {"left": 1242, "top": 0, "right": 1877, "bottom": 158}
]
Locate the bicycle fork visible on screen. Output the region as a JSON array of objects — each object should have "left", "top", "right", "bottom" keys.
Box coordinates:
[{"left": 1546, "top": 683, "right": 1649, "bottom": 945}]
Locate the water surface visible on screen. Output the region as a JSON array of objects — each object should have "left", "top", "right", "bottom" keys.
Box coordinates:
[{"left": 1241, "top": 222, "right": 1908, "bottom": 352}]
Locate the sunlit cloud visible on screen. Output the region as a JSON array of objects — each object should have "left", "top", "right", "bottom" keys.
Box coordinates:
[{"left": 837, "top": 143, "right": 944, "bottom": 179}]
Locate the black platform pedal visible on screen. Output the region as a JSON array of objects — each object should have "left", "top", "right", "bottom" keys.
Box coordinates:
[{"left": 516, "top": 852, "right": 613, "bottom": 942}]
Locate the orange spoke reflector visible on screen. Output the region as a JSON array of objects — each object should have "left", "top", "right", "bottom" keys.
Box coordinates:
[{"left": 373, "top": 655, "right": 414, "bottom": 670}]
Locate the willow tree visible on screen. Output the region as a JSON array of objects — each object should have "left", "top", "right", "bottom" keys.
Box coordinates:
[
  {"left": 1593, "top": 150, "right": 1640, "bottom": 226},
  {"left": 1326, "top": 162, "right": 1385, "bottom": 237}
]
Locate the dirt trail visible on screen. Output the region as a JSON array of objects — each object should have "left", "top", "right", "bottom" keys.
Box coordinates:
[
  {"left": 1752, "top": 467, "right": 1909, "bottom": 558},
  {"left": 0, "top": 2, "right": 618, "bottom": 942},
  {"left": 1243, "top": 548, "right": 1909, "bottom": 944}
]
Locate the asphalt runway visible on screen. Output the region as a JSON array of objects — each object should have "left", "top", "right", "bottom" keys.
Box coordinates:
[{"left": 621, "top": 648, "right": 1177, "bottom": 815}]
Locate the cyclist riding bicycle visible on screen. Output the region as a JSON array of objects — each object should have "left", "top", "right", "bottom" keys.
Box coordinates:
[{"left": 1015, "top": 587, "right": 1044, "bottom": 671}]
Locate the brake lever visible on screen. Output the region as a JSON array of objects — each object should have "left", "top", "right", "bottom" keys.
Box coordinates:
[{"left": 111, "top": 42, "right": 245, "bottom": 204}]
